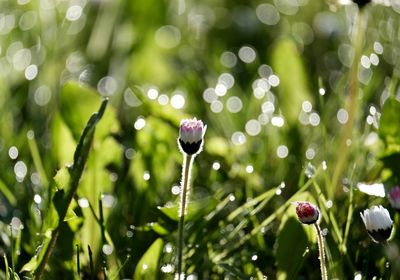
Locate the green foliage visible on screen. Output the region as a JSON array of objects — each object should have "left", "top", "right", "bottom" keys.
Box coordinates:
[{"left": 1, "top": 0, "right": 400, "bottom": 279}]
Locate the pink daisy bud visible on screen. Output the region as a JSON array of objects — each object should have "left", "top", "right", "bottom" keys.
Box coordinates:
[
  {"left": 294, "top": 201, "right": 320, "bottom": 225},
  {"left": 360, "top": 205, "right": 393, "bottom": 243},
  {"left": 388, "top": 186, "right": 400, "bottom": 210},
  {"left": 178, "top": 118, "right": 206, "bottom": 155}
]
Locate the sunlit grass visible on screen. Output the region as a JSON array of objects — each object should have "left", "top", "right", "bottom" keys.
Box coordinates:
[{"left": 0, "top": 0, "right": 400, "bottom": 279}]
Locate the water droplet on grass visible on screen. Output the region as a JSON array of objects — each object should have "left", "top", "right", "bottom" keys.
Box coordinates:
[
  {"left": 245, "top": 120, "right": 261, "bottom": 136},
  {"left": 220, "top": 51, "right": 237, "bottom": 68},
  {"left": 143, "top": 171, "right": 150, "bottom": 181},
  {"left": 305, "top": 163, "right": 315, "bottom": 178},
  {"left": 134, "top": 117, "right": 146, "bottom": 130},
  {"left": 226, "top": 96, "right": 242, "bottom": 113},
  {"left": 212, "top": 161, "right": 220, "bottom": 170},
  {"left": 14, "top": 161, "right": 27, "bottom": 181},
  {"left": 337, "top": 108, "right": 348, "bottom": 124},
  {"left": 238, "top": 46, "right": 256, "bottom": 63},
  {"left": 34, "top": 194, "right": 42, "bottom": 204},
  {"left": 271, "top": 116, "right": 284, "bottom": 127},
  {"left": 147, "top": 88, "right": 159, "bottom": 100},
  {"left": 9, "top": 146, "right": 18, "bottom": 159},
  {"left": 171, "top": 185, "right": 180, "bottom": 195},
  {"left": 78, "top": 198, "right": 89, "bottom": 208},
  {"left": 245, "top": 165, "right": 254, "bottom": 173},
  {"left": 276, "top": 145, "right": 288, "bottom": 158},
  {"left": 302, "top": 101, "right": 312, "bottom": 112},
  {"left": 231, "top": 131, "right": 246, "bottom": 145},
  {"left": 171, "top": 92, "right": 185, "bottom": 109}
]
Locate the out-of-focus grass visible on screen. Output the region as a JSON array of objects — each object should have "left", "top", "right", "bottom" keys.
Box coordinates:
[{"left": 0, "top": 0, "right": 400, "bottom": 279}]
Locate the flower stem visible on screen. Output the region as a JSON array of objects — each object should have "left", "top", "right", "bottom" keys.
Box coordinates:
[
  {"left": 177, "top": 154, "right": 194, "bottom": 280},
  {"left": 315, "top": 224, "right": 328, "bottom": 280}
]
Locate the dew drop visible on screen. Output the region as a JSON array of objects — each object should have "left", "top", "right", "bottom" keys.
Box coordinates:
[
  {"left": 305, "top": 163, "right": 315, "bottom": 178},
  {"left": 171, "top": 185, "right": 180, "bottom": 195},
  {"left": 271, "top": 116, "right": 284, "bottom": 127},
  {"left": 220, "top": 51, "right": 237, "bottom": 68},
  {"left": 268, "top": 75, "right": 280, "bottom": 87},
  {"left": 9, "top": 146, "right": 18, "bottom": 159},
  {"left": 143, "top": 171, "right": 150, "bottom": 181},
  {"left": 124, "top": 148, "right": 136, "bottom": 160},
  {"left": 210, "top": 100, "right": 223, "bottom": 113},
  {"left": 134, "top": 117, "right": 146, "bottom": 130},
  {"left": 33, "top": 194, "right": 42, "bottom": 204},
  {"left": 354, "top": 272, "right": 362, "bottom": 280},
  {"left": 66, "top": 5, "right": 83, "bottom": 21},
  {"left": 164, "top": 243, "right": 173, "bottom": 253},
  {"left": 238, "top": 46, "right": 256, "bottom": 63},
  {"left": 231, "top": 131, "right": 246, "bottom": 145},
  {"left": 102, "top": 244, "right": 113, "bottom": 255},
  {"left": 245, "top": 165, "right": 254, "bottom": 174},
  {"left": 157, "top": 94, "right": 169, "bottom": 106},
  {"left": 78, "top": 198, "right": 89, "bottom": 208},
  {"left": 215, "top": 84, "right": 227, "bottom": 96},
  {"left": 171, "top": 93, "right": 185, "bottom": 109},
  {"left": 147, "top": 88, "right": 159, "bottom": 100},
  {"left": 322, "top": 161, "right": 327, "bottom": 171},
  {"left": 226, "top": 96, "right": 242, "bottom": 113},
  {"left": 302, "top": 101, "right": 312, "bottom": 112},
  {"left": 245, "top": 119, "right": 261, "bottom": 136},
  {"left": 161, "top": 264, "right": 174, "bottom": 273},
  {"left": 337, "top": 108, "right": 348, "bottom": 124},
  {"left": 11, "top": 217, "right": 23, "bottom": 230},
  {"left": 276, "top": 145, "right": 288, "bottom": 158},
  {"left": 14, "top": 161, "right": 28, "bottom": 181},
  {"left": 212, "top": 161, "right": 220, "bottom": 170}
]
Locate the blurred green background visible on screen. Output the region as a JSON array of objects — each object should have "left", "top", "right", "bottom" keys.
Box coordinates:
[{"left": 0, "top": 0, "right": 400, "bottom": 279}]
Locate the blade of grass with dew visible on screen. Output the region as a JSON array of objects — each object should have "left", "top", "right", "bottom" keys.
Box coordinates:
[
  {"left": 276, "top": 217, "right": 310, "bottom": 279},
  {"left": 311, "top": 181, "right": 343, "bottom": 245},
  {"left": 4, "top": 254, "right": 10, "bottom": 280},
  {"left": 270, "top": 38, "right": 313, "bottom": 126},
  {"left": 21, "top": 99, "right": 108, "bottom": 278},
  {"left": 211, "top": 174, "right": 317, "bottom": 263},
  {"left": 0, "top": 179, "right": 16, "bottom": 207},
  {"left": 218, "top": 263, "right": 248, "bottom": 280},
  {"left": 27, "top": 131, "right": 49, "bottom": 187},
  {"left": 341, "top": 179, "right": 355, "bottom": 254},
  {"left": 227, "top": 188, "right": 276, "bottom": 222},
  {"left": 133, "top": 238, "right": 164, "bottom": 280}
]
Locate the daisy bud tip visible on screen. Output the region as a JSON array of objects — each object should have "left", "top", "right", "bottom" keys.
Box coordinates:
[
  {"left": 178, "top": 118, "right": 206, "bottom": 155},
  {"left": 294, "top": 201, "right": 320, "bottom": 225}
]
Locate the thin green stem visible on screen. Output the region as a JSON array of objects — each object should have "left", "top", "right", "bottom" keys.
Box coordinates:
[
  {"left": 315, "top": 224, "right": 328, "bottom": 280},
  {"left": 330, "top": 10, "right": 364, "bottom": 195},
  {"left": 177, "top": 154, "right": 194, "bottom": 280},
  {"left": 88, "top": 245, "right": 95, "bottom": 280},
  {"left": 99, "top": 195, "right": 108, "bottom": 279},
  {"left": 76, "top": 244, "right": 80, "bottom": 278},
  {"left": 9, "top": 226, "right": 14, "bottom": 279},
  {"left": 341, "top": 183, "right": 354, "bottom": 253}
]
